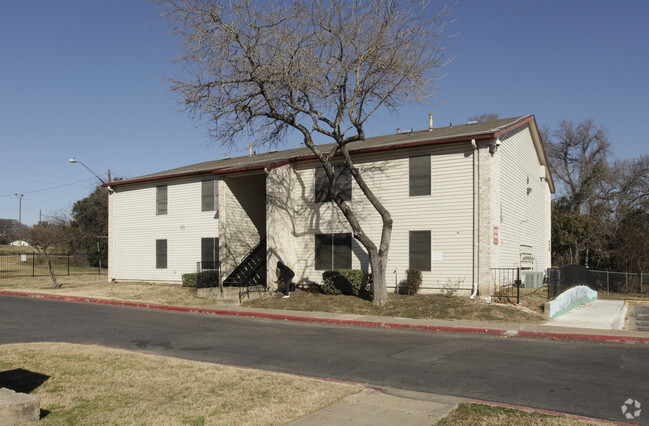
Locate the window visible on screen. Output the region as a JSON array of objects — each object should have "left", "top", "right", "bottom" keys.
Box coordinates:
[
  {"left": 409, "top": 155, "right": 431, "bottom": 196},
  {"left": 315, "top": 233, "right": 352, "bottom": 270},
  {"left": 315, "top": 165, "right": 352, "bottom": 203},
  {"left": 409, "top": 230, "right": 431, "bottom": 271},
  {"left": 156, "top": 185, "right": 167, "bottom": 215},
  {"left": 156, "top": 239, "right": 167, "bottom": 269},
  {"left": 202, "top": 180, "right": 218, "bottom": 212},
  {"left": 201, "top": 237, "right": 219, "bottom": 270}
]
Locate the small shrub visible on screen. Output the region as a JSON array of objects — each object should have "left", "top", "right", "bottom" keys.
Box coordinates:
[
  {"left": 182, "top": 273, "right": 197, "bottom": 288},
  {"left": 405, "top": 268, "right": 422, "bottom": 295},
  {"left": 441, "top": 278, "right": 463, "bottom": 297},
  {"left": 182, "top": 271, "right": 220, "bottom": 288},
  {"left": 322, "top": 269, "right": 372, "bottom": 296}
]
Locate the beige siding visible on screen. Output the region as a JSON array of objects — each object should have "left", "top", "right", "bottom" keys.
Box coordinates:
[
  {"left": 290, "top": 143, "right": 474, "bottom": 293},
  {"left": 220, "top": 174, "right": 265, "bottom": 279},
  {"left": 266, "top": 165, "right": 299, "bottom": 288},
  {"left": 109, "top": 177, "right": 219, "bottom": 282},
  {"left": 499, "top": 127, "right": 550, "bottom": 272}
]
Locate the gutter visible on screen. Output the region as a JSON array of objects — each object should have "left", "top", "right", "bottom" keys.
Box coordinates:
[{"left": 470, "top": 139, "right": 479, "bottom": 299}]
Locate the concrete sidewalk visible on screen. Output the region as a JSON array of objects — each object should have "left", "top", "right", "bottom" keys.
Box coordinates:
[
  {"left": 289, "top": 388, "right": 466, "bottom": 426},
  {"left": 542, "top": 300, "right": 627, "bottom": 330}
]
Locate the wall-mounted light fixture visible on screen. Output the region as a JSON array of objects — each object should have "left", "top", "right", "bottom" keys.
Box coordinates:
[{"left": 489, "top": 138, "right": 501, "bottom": 155}]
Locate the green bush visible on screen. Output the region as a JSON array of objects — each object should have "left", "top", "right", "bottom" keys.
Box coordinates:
[
  {"left": 182, "top": 273, "right": 198, "bottom": 287},
  {"left": 406, "top": 268, "right": 422, "bottom": 295},
  {"left": 321, "top": 269, "right": 372, "bottom": 296},
  {"left": 182, "top": 271, "right": 220, "bottom": 288}
]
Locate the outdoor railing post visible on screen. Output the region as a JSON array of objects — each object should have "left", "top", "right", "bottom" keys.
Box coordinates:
[
  {"left": 607, "top": 271, "right": 609, "bottom": 293},
  {"left": 32, "top": 253, "right": 35, "bottom": 277},
  {"left": 516, "top": 267, "right": 520, "bottom": 304}
]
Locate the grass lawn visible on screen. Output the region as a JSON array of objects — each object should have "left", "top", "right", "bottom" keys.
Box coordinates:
[
  {"left": 0, "top": 275, "right": 216, "bottom": 307},
  {"left": 243, "top": 291, "right": 549, "bottom": 323},
  {"left": 0, "top": 274, "right": 550, "bottom": 322},
  {"left": 598, "top": 292, "right": 649, "bottom": 301},
  {"left": 438, "top": 403, "right": 603, "bottom": 425},
  {"left": 0, "top": 343, "right": 361, "bottom": 425}
]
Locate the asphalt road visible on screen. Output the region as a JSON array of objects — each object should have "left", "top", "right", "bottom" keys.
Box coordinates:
[{"left": 1, "top": 295, "right": 648, "bottom": 424}]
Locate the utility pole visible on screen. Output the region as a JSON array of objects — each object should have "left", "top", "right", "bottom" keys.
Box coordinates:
[{"left": 14, "top": 193, "right": 24, "bottom": 225}]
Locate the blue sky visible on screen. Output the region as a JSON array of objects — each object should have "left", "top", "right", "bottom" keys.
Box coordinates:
[{"left": 1, "top": 0, "right": 648, "bottom": 226}]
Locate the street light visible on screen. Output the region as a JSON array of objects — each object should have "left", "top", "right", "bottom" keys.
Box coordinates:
[
  {"left": 14, "top": 193, "right": 23, "bottom": 225},
  {"left": 68, "top": 158, "right": 108, "bottom": 184}
]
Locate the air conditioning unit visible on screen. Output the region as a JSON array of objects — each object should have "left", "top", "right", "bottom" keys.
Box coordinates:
[{"left": 523, "top": 271, "right": 544, "bottom": 289}]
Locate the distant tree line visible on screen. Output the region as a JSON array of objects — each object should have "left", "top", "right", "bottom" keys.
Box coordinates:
[
  {"left": 1, "top": 186, "right": 109, "bottom": 267},
  {"left": 544, "top": 119, "right": 649, "bottom": 273}
]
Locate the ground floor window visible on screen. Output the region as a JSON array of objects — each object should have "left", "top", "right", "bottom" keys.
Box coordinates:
[
  {"left": 156, "top": 239, "right": 167, "bottom": 269},
  {"left": 315, "top": 233, "right": 352, "bottom": 270},
  {"left": 201, "top": 237, "right": 219, "bottom": 269},
  {"left": 409, "top": 230, "right": 431, "bottom": 271}
]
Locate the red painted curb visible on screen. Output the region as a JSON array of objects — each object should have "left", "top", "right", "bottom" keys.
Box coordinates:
[{"left": 2, "top": 291, "right": 648, "bottom": 345}]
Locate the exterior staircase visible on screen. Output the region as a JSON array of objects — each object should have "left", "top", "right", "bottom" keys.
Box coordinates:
[{"left": 223, "top": 242, "right": 267, "bottom": 302}]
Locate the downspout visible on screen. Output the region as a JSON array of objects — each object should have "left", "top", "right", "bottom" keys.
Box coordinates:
[{"left": 470, "top": 139, "right": 479, "bottom": 299}]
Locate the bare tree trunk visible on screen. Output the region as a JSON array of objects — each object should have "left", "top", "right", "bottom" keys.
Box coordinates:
[
  {"left": 44, "top": 253, "right": 59, "bottom": 288},
  {"left": 369, "top": 251, "right": 389, "bottom": 306}
]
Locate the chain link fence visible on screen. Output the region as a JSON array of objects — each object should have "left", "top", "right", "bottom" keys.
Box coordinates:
[
  {"left": 0, "top": 252, "right": 104, "bottom": 278},
  {"left": 547, "top": 264, "right": 648, "bottom": 300}
]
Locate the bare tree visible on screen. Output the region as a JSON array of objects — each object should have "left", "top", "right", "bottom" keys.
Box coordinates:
[
  {"left": 22, "top": 219, "right": 70, "bottom": 288},
  {"left": 467, "top": 113, "right": 498, "bottom": 122},
  {"left": 158, "top": 0, "right": 454, "bottom": 306},
  {"left": 546, "top": 119, "right": 611, "bottom": 214}
]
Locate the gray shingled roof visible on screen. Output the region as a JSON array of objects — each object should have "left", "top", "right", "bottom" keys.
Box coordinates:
[{"left": 110, "top": 115, "right": 533, "bottom": 186}]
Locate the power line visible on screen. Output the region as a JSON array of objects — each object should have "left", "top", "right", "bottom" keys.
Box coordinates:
[{"left": 0, "top": 177, "right": 97, "bottom": 198}]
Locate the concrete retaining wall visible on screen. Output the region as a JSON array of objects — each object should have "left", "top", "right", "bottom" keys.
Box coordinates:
[{"left": 545, "top": 285, "right": 597, "bottom": 319}]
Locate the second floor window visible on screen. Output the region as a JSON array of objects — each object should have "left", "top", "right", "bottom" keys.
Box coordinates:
[
  {"left": 156, "top": 185, "right": 167, "bottom": 215},
  {"left": 202, "top": 180, "right": 218, "bottom": 212},
  {"left": 409, "top": 155, "right": 431, "bottom": 196},
  {"left": 315, "top": 165, "right": 352, "bottom": 203}
]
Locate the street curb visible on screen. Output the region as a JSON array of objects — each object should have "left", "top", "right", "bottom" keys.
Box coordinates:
[{"left": 2, "top": 291, "right": 649, "bottom": 345}]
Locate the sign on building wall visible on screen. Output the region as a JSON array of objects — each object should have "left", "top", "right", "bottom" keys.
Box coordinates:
[{"left": 493, "top": 226, "right": 499, "bottom": 245}]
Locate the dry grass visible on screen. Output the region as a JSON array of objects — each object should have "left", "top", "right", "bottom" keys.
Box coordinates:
[
  {"left": 599, "top": 292, "right": 649, "bottom": 301},
  {"left": 243, "top": 291, "right": 548, "bottom": 323},
  {"left": 0, "top": 275, "right": 215, "bottom": 307},
  {"left": 0, "top": 342, "right": 362, "bottom": 425},
  {"left": 437, "top": 403, "right": 608, "bottom": 425},
  {"left": 0, "top": 275, "right": 549, "bottom": 322}
]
